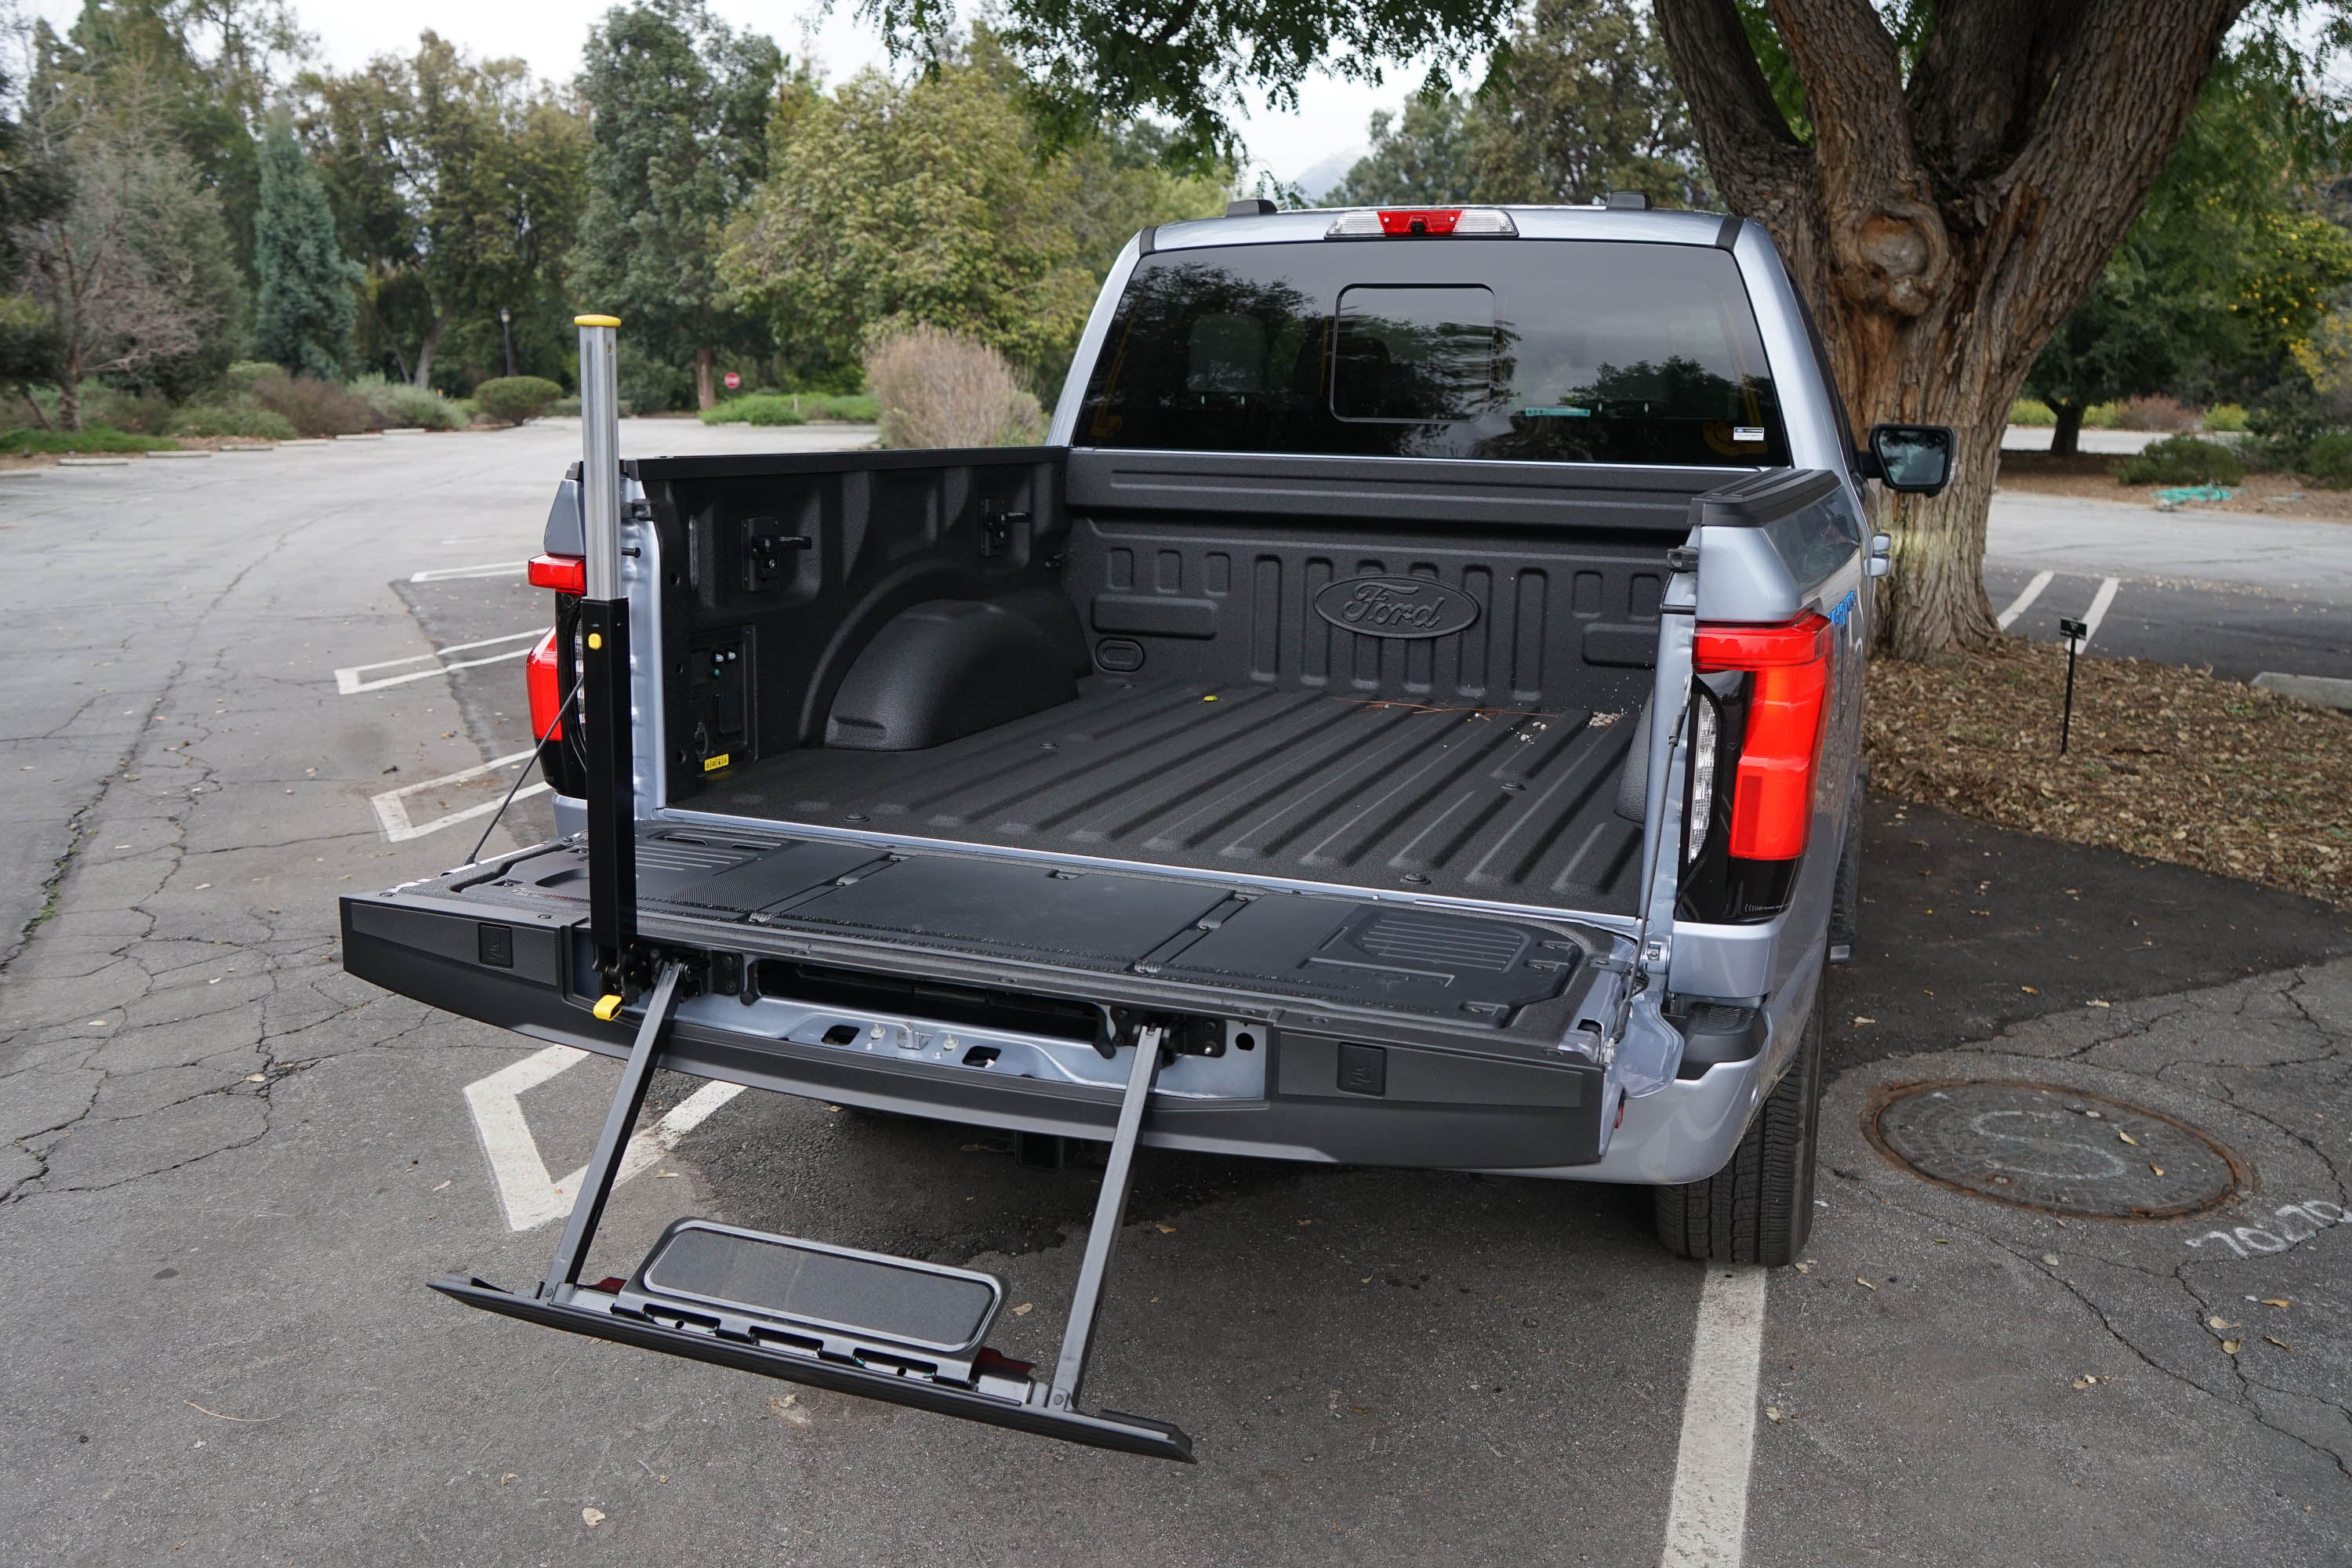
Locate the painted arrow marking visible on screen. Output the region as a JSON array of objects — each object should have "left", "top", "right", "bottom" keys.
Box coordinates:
[{"left": 463, "top": 1044, "right": 746, "bottom": 1231}]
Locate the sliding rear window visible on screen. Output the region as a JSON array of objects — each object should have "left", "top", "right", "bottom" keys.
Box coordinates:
[{"left": 1079, "top": 239, "right": 1787, "bottom": 466}]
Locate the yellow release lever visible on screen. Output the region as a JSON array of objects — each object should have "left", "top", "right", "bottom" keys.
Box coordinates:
[{"left": 592, "top": 993, "right": 625, "bottom": 1022}]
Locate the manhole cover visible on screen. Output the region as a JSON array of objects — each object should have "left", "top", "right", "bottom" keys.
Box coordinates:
[{"left": 1869, "top": 1083, "right": 2243, "bottom": 1219}]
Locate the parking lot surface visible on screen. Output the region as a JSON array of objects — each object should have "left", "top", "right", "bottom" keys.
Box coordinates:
[{"left": 0, "top": 430, "right": 2347, "bottom": 1565}]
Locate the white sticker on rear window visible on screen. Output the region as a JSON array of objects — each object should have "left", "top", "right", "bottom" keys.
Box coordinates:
[{"left": 1733, "top": 426, "right": 1766, "bottom": 442}]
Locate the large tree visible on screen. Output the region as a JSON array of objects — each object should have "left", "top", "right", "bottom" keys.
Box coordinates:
[
  {"left": 298, "top": 35, "right": 586, "bottom": 390},
  {"left": 250, "top": 118, "right": 358, "bottom": 377},
  {"left": 573, "top": 0, "right": 780, "bottom": 410},
  {"left": 891, "top": 0, "right": 2281, "bottom": 655}
]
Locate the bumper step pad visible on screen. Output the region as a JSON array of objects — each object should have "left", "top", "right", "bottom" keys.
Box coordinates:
[{"left": 431, "top": 961, "right": 1192, "bottom": 1461}]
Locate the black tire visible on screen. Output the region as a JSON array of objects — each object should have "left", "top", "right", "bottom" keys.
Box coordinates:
[{"left": 1651, "top": 981, "right": 1824, "bottom": 1266}]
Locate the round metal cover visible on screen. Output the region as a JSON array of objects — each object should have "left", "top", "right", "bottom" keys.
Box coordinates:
[{"left": 1869, "top": 1083, "right": 2242, "bottom": 1219}]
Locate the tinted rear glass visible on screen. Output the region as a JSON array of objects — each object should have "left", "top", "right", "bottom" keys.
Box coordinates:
[{"left": 1080, "top": 238, "right": 1786, "bottom": 466}]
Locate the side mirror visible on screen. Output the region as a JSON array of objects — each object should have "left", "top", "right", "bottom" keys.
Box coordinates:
[{"left": 1863, "top": 423, "right": 1955, "bottom": 495}]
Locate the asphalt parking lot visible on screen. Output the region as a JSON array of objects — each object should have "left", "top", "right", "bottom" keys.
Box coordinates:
[{"left": 1, "top": 431, "right": 2348, "bottom": 1566}]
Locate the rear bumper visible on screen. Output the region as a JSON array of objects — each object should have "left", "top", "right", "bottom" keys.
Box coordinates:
[{"left": 341, "top": 891, "right": 1610, "bottom": 1171}]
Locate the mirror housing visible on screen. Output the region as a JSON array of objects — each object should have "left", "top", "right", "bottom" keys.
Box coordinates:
[{"left": 1861, "top": 424, "right": 1955, "bottom": 495}]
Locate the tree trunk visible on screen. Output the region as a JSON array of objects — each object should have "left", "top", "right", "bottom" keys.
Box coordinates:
[
  {"left": 695, "top": 347, "right": 717, "bottom": 412},
  {"left": 1655, "top": 0, "right": 2244, "bottom": 658},
  {"left": 2049, "top": 401, "right": 2085, "bottom": 458},
  {"left": 56, "top": 337, "right": 82, "bottom": 434},
  {"left": 412, "top": 307, "right": 452, "bottom": 390}
]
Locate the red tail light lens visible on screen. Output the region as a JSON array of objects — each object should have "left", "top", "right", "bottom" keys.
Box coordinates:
[
  {"left": 1693, "top": 614, "right": 1832, "bottom": 861},
  {"left": 526, "top": 627, "right": 564, "bottom": 741},
  {"left": 528, "top": 554, "right": 586, "bottom": 595},
  {"left": 1378, "top": 207, "right": 1461, "bottom": 235}
]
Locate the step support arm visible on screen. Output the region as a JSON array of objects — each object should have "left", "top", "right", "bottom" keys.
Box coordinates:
[
  {"left": 1047, "top": 1025, "right": 1163, "bottom": 1411},
  {"left": 540, "top": 960, "right": 685, "bottom": 1303}
]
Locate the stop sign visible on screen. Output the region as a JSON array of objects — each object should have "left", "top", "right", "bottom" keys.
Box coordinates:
[{"left": 722, "top": 371, "right": 742, "bottom": 390}]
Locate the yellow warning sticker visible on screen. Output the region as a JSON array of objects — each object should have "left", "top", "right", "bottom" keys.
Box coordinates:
[{"left": 702, "top": 753, "right": 731, "bottom": 771}]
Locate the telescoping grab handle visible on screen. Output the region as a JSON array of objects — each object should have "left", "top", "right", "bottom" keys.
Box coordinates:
[{"left": 574, "top": 314, "right": 637, "bottom": 979}]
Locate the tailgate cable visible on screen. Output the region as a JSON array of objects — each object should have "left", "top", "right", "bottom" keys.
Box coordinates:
[{"left": 464, "top": 665, "right": 584, "bottom": 866}]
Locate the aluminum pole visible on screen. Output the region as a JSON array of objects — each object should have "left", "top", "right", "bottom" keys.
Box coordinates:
[{"left": 575, "top": 314, "right": 636, "bottom": 972}]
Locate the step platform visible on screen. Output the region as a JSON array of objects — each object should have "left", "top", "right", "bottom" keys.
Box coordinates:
[{"left": 432, "top": 1218, "right": 1189, "bottom": 1459}]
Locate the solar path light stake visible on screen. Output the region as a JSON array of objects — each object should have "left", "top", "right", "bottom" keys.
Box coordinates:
[
  {"left": 2057, "top": 615, "right": 2087, "bottom": 757},
  {"left": 575, "top": 314, "right": 637, "bottom": 984}
]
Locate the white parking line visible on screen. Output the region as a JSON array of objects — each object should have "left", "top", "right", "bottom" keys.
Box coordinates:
[
  {"left": 1659, "top": 1265, "right": 1769, "bottom": 1567},
  {"left": 412, "top": 560, "right": 528, "bottom": 583},
  {"left": 369, "top": 750, "right": 546, "bottom": 841},
  {"left": 1996, "top": 570, "right": 2054, "bottom": 630},
  {"left": 464, "top": 1044, "right": 747, "bottom": 1230},
  {"left": 2071, "top": 576, "right": 2122, "bottom": 650},
  {"left": 334, "top": 629, "right": 546, "bottom": 694}
]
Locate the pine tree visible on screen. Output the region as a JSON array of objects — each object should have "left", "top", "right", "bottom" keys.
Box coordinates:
[{"left": 251, "top": 122, "right": 358, "bottom": 379}]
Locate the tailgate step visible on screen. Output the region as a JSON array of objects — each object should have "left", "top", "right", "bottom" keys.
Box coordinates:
[{"left": 430, "top": 961, "right": 1192, "bottom": 1460}]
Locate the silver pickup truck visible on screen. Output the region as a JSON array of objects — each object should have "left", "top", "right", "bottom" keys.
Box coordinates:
[{"left": 342, "top": 199, "right": 1951, "bottom": 1461}]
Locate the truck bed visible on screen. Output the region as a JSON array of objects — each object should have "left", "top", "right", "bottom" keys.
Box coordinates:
[{"left": 702, "top": 673, "right": 1646, "bottom": 913}]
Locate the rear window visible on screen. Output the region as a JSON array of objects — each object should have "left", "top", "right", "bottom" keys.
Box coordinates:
[{"left": 1080, "top": 238, "right": 1787, "bottom": 466}]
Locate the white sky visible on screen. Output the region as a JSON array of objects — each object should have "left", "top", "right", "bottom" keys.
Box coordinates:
[{"left": 27, "top": 0, "right": 1411, "bottom": 189}]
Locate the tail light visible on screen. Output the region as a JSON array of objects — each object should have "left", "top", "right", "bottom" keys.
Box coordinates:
[
  {"left": 1693, "top": 613, "right": 1832, "bottom": 862},
  {"left": 1325, "top": 207, "right": 1518, "bottom": 238},
  {"left": 528, "top": 554, "right": 586, "bottom": 595},
  {"left": 526, "top": 627, "right": 564, "bottom": 740}
]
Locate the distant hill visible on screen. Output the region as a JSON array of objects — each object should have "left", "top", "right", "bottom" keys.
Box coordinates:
[{"left": 1286, "top": 147, "right": 1364, "bottom": 206}]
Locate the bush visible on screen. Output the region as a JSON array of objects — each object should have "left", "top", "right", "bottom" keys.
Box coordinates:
[
  {"left": 617, "top": 345, "right": 688, "bottom": 413},
  {"left": 2008, "top": 398, "right": 2056, "bottom": 426},
  {"left": 700, "top": 394, "right": 807, "bottom": 426},
  {"left": 0, "top": 426, "right": 180, "bottom": 453},
  {"left": 2299, "top": 430, "right": 2352, "bottom": 487},
  {"left": 2114, "top": 394, "right": 2199, "bottom": 433},
  {"left": 78, "top": 384, "right": 176, "bottom": 435},
  {"left": 2084, "top": 401, "right": 2124, "bottom": 428},
  {"left": 350, "top": 374, "right": 462, "bottom": 431},
  {"left": 2202, "top": 403, "right": 2250, "bottom": 433},
  {"left": 474, "top": 376, "right": 564, "bottom": 425},
  {"left": 171, "top": 402, "right": 301, "bottom": 441},
  {"left": 804, "top": 392, "right": 878, "bottom": 423},
  {"left": 2113, "top": 435, "right": 2245, "bottom": 486},
  {"left": 224, "top": 360, "right": 281, "bottom": 391},
  {"left": 249, "top": 372, "right": 378, "bottom": 436},
  {"left": 550, "top": 396, "right": 580, "bottom": 417},
  {"left": 864, "top": 326, "right": 1044, "bottom": 449}
]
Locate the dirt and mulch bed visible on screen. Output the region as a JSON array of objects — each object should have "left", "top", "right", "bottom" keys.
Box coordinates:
[
  {"left": 1994, "top": 449, "right": 2352, "bottom": 523},
  {"left": 1864, "top": 641, "right": 2352, "bottom": 907}
]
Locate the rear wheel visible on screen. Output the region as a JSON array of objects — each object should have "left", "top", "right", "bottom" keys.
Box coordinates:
[{"left": 1651, "top": 981, "right": 1824, "bottom": 1266}]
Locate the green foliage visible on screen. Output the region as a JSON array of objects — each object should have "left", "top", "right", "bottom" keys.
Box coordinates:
[
  {"left": 721, "top": 41, "right": 1224, "bottom": 387},
  {"left": 572, "top": 1, "right": 781, "bottom": 391},
  {"left": 0, "top": 424, "right": 179, "bottom": 452},
  {"left": 616, "top": 343, "right": 690, "bottom": 413},
  {"left": 472, "top": 375, "right": 563, "bottom": 423},
  {"left": 170, "top": 401, "right": 299, "bottom": 439},
  {"left": 2204, "top": 402, "right": 2250, "bottom": 432},
  {"left": 2300, "top": 430, "right": 2352, "bottom": 486},
  {"left": 1327, "top": 1, "right": 1701, "bottom": 210},
  {"left": 251, "top": 121, "right": 359, "bottom": 379},
  {"left": 350, "top": 372, "right": 462, "bottom": 430},
  {"left": 299, "top": 34, "right": 588, "bottom": 392},
  {"left": 0, "top": 295, "right": 63, "bottom": 397},
  {"left": 2114, "top": 436, "right": 2245, "bottom": 486},
  {"left": 2008, "top": 399, "right": 2056, "bottom": 426},
  {"left": 76, "top": 383, "right": 175, "bottom": 434},
  {"left": 804, "top": 392, "right": 878, "bottom": 422},
  {"left": 699, "top": 394, "right": 805, "bottom": 426}
]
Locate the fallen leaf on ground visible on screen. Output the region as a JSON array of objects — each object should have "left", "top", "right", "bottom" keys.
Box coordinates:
[
  {"left": 1853, "top": 1016, "right": 1876, "bottom": 1025},
  {"left": 2223, "top": 1340, "right": 2242, "bottom": 1355},
  {"left": 2267, "top": 1336, "right": 2293, "bottom": 1352},
  {"left": 2087, "top": 1000, "right": 2112, "bottom": 1008},
  {"left": 2020, "top": 985, "right": 2039, "bottom": 994},
  {"left": 1765, "top": 1406, "right": 1785, "bottom": 1423},
  {"left": 2042, "top": 1253, "right": 2060, "bottom": 1266},
  {"left": 2209, "top": 1316, "right": 2238, "bottom": 1330},
  {"left": 2261, "top": 1298, "right": 2291, "bottom": 1308},
  {"left": 242, "top": 1073, "right": 264, "bottom": 1082},
  {"left": 2118, "top": 1130, "right": 2140, "bottom": 1145},
  {"left": 1012, "top": 1302, "right": 1033, "bottom": 1316},
  {"left": 1156, "top": 1224, "right": 1176, "bottom": 1233},
  {"left": 1857, "top": 1276, "right": 1878, "bottom": 1290},
  {"left": 582, "top": 1507, "right": 604, "bottom": 1527},
  {"left": 498, "top": 1473, "right": 516, "bottom": 1486},
  {"left": 2151, "top": 1163, "right": 2165, "bottom": 1175},
  {"left": 430, "top": 1179, "right": 449, "bottom": 1192},
  {"left": 1793, "top": 1261, "right": 1813, "bottom": 1273},
  {"left": 769, "top": 1394, "right": 809, "bottom": 1426}
]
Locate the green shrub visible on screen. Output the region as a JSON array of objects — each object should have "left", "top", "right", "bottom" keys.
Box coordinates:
[
  {"left": 171, "top": 402, "right": 301, "bottom": 440},
  {"left": 2084, "top": 401, "right": 2125, "bottom": 429},
  {"left": 805, "top": 392, "right": 878, "bottom": 423},
  {"left": 550, "top": 396, "right": 580, "bottom": 417},
  {"left": 2300, "top": 430, "right": 2352, "bottom": 487},
  {"left": 224, "top": 360, "right": 281, "bottom": 391},
  {"left": 2113, "top": 435, "right": 2245, "bottom": 486},
  {"left": 0, "top": 426, "right": 180, "bottom": 453},
  {"left": 78, "top": 384, "right": 176, "bottom": 435},
  {"left": 474, "top": 376, "right": 564, "bottom": 424},
  {"left": 2202, "top": 403, "right": 2250, "bottom": 433},
  {"left": 700, "top": 394, "right": 807, "bottom": 426},
  {"left": 2008, "top": 398, "right": 2056, "bottom": 426},
  {"left": 350, "top": 373, "right": 462, "bottom": 431}
]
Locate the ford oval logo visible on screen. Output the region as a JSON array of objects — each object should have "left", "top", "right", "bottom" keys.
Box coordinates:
[{"left": 1312, "top": 575, "right": 1482, "bottom": 639}]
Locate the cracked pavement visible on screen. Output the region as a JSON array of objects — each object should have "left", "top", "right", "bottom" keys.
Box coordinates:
[{"left": 2, "top": 428, "right": 2350, "bottom": 1564}]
